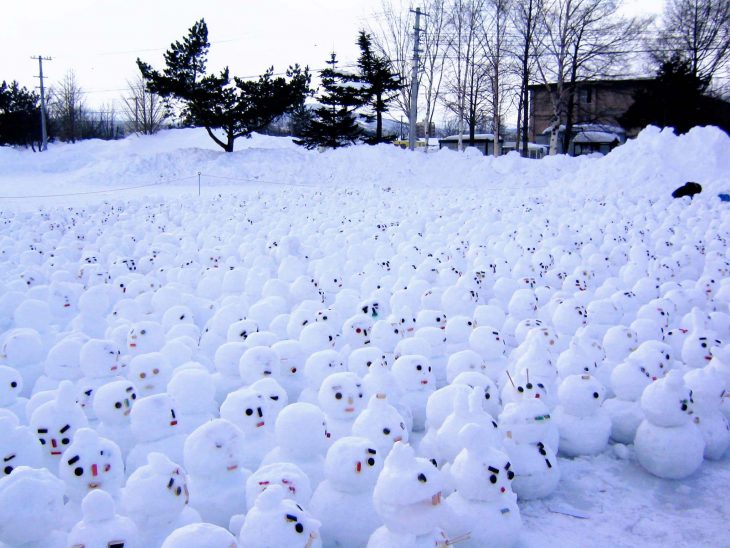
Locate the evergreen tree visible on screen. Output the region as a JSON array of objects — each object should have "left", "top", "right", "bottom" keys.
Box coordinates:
[
  {"left": 296, "top": 53, "right": 363, "bottom": 149},
  {"left": 0, "top": 81, "right": 41, "bottom": 150},
  {"left": 620, "top": 54, "right": 727, "bottom": 134},
  {"left": 355, "top": 31, "right": 402, "bottom": 144},
  {"left": 138, "top": 19, "right": 311, "bottom": 152}
]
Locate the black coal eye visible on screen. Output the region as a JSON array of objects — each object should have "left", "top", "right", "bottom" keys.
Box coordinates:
[
  {"left": 367, "top": 457, "right": 375, "bottom": 466},
  {"left": 245, "top": 409, "right": 253, "bottom": 416},
  {"left": 416, "top": 365, "right": 422, "bottom": 371},
  {"left": 701, "top": 343, "right": 707, "bottom": 348},
  {"left": 507, "top": 471, "right": 515, "bottom": 480},
  {"left": 74, "top": 467, "right": 84, "bottom": 476},
  {"left": 518, "top": 386, "right": 524, "bottom": 393},
  {"left": 295, "top": 523, "right": 304, "bottom": 534},
  {"left": 485, "top": 392, "right": 491, "bottom": 399},
  {"left": 335, "top": 392, "right": 342, "bottom": 400},
  {"left": 681, "top": 403, "right": 688, "bottom": 411},
  {"left": 131, "top": 393, "right": 137, "bottom": 399},
  {"left": 526, "top": 383, "right": 533, "bottom": 389},
  {"left": 490, "top": 474, "right": 497, "bottom": 484},
  {"left": 115, "top": 402, "right": 122, "bottom": 409},
  {"left": 140, "top": 330, "right": 146, "bottom": 335},
  {"left": 10, "top": 382, "right": 17, "bottom": 388},
  {"left": 367, "top": 361, "right": 372, "bottom": 367},
  {"left": 62, "top": 438, "right": 70, "bottom": 445},
  {"left": 593, "top": 392, "right": 599, "bottom": 398},
  {"left": 383, "top": 428, "right": 391, "bottom": 435},
  {"left": 418, "top": 473, "right": 427, "bottom": 483}
]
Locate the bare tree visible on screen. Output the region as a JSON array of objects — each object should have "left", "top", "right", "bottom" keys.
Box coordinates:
[
  {"left": 120, "top": 76, "right": 167, "bottom": 135},
  {"left": 369, "top": 0, "right": 414, "bottom": 123},
  {"left": 50, "top": 70, "right": 86, "bottom": 143},
  {"left": 443, "top": 0, "right": 488, "bottom": 150},
  {"left": 483, "top": 0, "right": 514, "bottom": 156},
  {"left": 512, "top": 0, "right": 543, "bottom": 156},
  {"left": 83, "top": 103, "right": 120, "bottom": 140},
  {"left": 421, "top": 0, "right": 450, "bottom": 148},
  {"left": 656, "top": 0, "right": 730, "bottom": 89},
  {"left": 535, "top": 0, "right": 645, "bottom": 154}
]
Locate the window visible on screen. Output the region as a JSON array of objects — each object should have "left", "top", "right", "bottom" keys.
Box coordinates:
[{"left": 578, "top": 87, "right": 592, "bottom": 104}]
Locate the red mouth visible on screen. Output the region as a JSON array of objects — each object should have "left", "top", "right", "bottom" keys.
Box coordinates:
[
  {"left": 432, "top": 492, "right": 442, "bottom": 506},
  {"left": 227, "top": 465, "right": 238, "bottom": 471},
  {"left": 256, "top": 421, "right": 265, "bottom": 428},
  {"left": 170, "top": 420, "right": 178, "bottom": 426},
  {"left": 500, "top": 487, "right": 506, "bottom": 493},
  {"left": 356, "top": 461, "right": 362, "bottom": 472},
  {"left": 705, "top": 356, "right": 712, "bottom": 361},
  {"left": 51, "top": 451, "right": 62, "bottom": 456},
  {"left": 129, "top": 343, "right": 137, "bottom": 348},
  {"left": 345, "top": 407, "right": 355, "bottom": 413},
  {"left": 421, "top": 379, "right": 429, "bottom": 385},
  {"left": 63, "top": 304, "right": 70, "bottom": 308}
]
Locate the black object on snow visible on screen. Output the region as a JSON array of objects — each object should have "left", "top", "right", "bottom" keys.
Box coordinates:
[{"left": 672, "top": 182, "right": 702, "bottom": 199}]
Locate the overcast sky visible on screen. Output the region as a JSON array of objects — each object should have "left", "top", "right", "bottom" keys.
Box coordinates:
[{"left": 2, "top": 0, "right": 665, "bottom": 117}]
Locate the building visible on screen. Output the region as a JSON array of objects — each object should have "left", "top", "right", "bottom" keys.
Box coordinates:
[
  {"left": 438, "top": 134, "right": 502, "bottom": 155},
  {"left": 528, "top": 78, "right": 652, "bottom": 154}
]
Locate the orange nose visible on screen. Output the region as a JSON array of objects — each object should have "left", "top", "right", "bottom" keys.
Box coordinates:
[{"left": 51, "top": 439, "right": 57, "bottom": 448}]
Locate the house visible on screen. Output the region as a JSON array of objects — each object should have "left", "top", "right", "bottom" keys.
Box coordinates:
[
  {"left": 528, "top": 78, "right": 652, "bottom": 154},
  {"left": 438, "top": 134, "right": 502, "bottom": 155}
]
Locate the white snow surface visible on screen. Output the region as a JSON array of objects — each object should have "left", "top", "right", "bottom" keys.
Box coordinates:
[{"left": 0, "top": 125, "right": 729, "bottom": 547}]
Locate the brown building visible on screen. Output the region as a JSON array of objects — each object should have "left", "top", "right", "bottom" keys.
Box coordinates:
[{"left": 528, "top": 78, "right": 653, "bottom": 154}]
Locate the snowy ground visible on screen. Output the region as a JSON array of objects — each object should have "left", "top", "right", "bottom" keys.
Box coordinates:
[{"left": 1, "top": 127, "right": 729, "bottom": 547}]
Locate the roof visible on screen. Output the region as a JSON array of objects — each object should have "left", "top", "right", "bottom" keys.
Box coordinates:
[
  {"left": 528, "top": 77, "right": 654, "bottom": 90},
  {"left": 572, "top": 131, "right": 621, "bottom": 144},
  {"left": 540, "top": 123, "right": 626, "bottom": 135},
  {"left": 439, "top": 133, "right": 496, "bottom": 142}
]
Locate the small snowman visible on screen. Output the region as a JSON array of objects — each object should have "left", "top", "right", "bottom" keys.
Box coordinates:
[
  {"left": 126, "top": 393, "right": 186, "bottom": 472},
  {"left": 0, "top": 466, "right": 67, "bottom": 548},
  {"left": 553, "top": 374, "right": 611, "bottom": 457},
  {"left": 299, "top": 349, "right": 345, "bottom": 404},
  {"left": 310, "top": 436, "right": 384, "bottom": 547},
  {"left": 634, "top": 370, "right": 705, "bottom": 479},
  {"left": 444, "top": 424, "right": 522, "bottom": 548},
  {"left": 128, "top": 351, "right": 173, "bottom": 398},
  {"left": 34, "top": 336, "right": 84, "bottom": 395},
  {"left": 183, "top": 419, "right": 251, "bottom": 528},
  {"left": 261, "top": 402, "right": 329, "bottom": 488},
  {"left": 30, "top": 380, "right": 89, "bottom": 469},
  {"left": 352, "top": 394, "right": 409, "bottom": 457},
  {"left": 93, "top": 379, "right": 137, "bottom": 459},
  {"left": 317, "top": 371, "right": 365, "bottom": 441},
  {"left": 239, "top": 345, "right": 281, "bottom": 386},
  {"left": 220, "top": 387, "right": 275, "bottom": 470},
  {"left": 161, "top": 523, "right": 236, "bottom": 548},
  {"left": 121, "top": 452, "right": 201, "bottom": 547},
  {"left": 238, "top": 484, "right": 322, "bottom": 548},
  {"left": 245, "top": 461, "right": 313, "bottom": 513},
  {"left": 67, "top": 489, "right": 140, "bottom": 548},
  {"left": 0, "top": 415, "right": 43, "bottom": 477},
  {"left": 392, "top": 354, "right": 435, "bottom": 432},
  {"left": 0, "top": 364, "right": 28, "bottom": 422},
  {"left": 167, "top": 367, "right": 217, "bottom": 434},
  {"left": 0, "top": 327, "right": 45, "bottom": 396},
  {"left": 498, "top": 400, "right": 560, "bottom": 500},
  {"left": 272, "top": 339, "right": 307, "bottom": 401},
  {"left": 684, "top": 367, "right": 730, "bottom": 460},
  {"left": 369, "top": 441, "right": 452, "bottom": 547}
]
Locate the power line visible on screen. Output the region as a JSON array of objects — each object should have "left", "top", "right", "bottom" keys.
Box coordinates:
[{"left": 31, "top": 55, "right": 52, "bottom": 152}]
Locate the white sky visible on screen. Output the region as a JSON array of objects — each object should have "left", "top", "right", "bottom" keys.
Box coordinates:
[{"left": 2, "top": 0, "right": 665, "bottom": 118}]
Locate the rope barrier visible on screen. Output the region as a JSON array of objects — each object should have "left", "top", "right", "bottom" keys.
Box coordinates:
[{"left": 0, "top": 175, "right": 198, "bottom": 199}]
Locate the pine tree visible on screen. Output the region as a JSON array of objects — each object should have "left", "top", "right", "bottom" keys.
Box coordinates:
[
  {"left": 355, "top": 31, "right": 402, "bottom": 144},
  {"left": 296, "top": 53, "right": 364, "bottom": 149},
  {"left": 138, "top": 19, "right": 311, "bottom": 152},
  {"left": 0, "top": 81, "right": 41, "bottom": 150}
]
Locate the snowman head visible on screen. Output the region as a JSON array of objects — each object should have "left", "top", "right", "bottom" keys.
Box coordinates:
[
  {"left": 446, "top": 349, "right": 488, "bottom": 383},
  {"left": 213, "top": 342, "right": 247, "bottom": 377},
  {"left": 318, "top": 372, "right": 365, "bottom": 421},
  {"left": 122, "top": 452, "right": 190, "bottom": 524},
  {"left": 239, "top": 346, "right": 280, "bottom": 385},
  {"left": 130, "top": 394, "right": 179, "bottom": 443},
  {"left": 640, "top": 370, "right": 696, "bottom": 427},
  {"left": 220, "top": 387, "right": 270, "bottom": 436},
  {"left": 30, "top": 381, "right": 88, "bottom": 461},
  {"left": 226, "top": 318, "right": 260, "bottom": 343},
  {"left": 342, "top": 314, "right": 374, "bottom": 348},
  {"left": 352, "top": 394, "right": 408, "bottom": 455},
  {"left": 324, "top": 436, "right": 382, "bottom": 493},
  {"left": 0, "top": 417, "right": 42, "bottom": 478},
  {"left": 274, "top": 402, "right": 328, "bottom": 457},
  {"left": 498, "top": 399, "right": 552, "bottom": 445},
  {"left": 59, "top": 427, "right": 123, "bottom": 502},
  {"left": 93, "top": 380, "right": 137, "bottom": 426},
  {"left": 167, "top": 367, "right": 216, "bottom": 414},
  {"left": 602, "top": 325, "right": 638, "bottom": 363},
  {"left": 392, "top": 355, "right": 434, "bottom": 392},
  {"left": 129, "top": 352, "right": 172, "bottom": 397},
  {"left": 0, "top": 328, "right": 44, "bottom": 367},
  {"left": 80, "top": 338, "right": 122, "bottom": 378},
  {"left": 183, "top": 419, "right": 245, "bottom": 478},
  {"left": 239, "top": 484, "right": 320, "bottom": 547},
  {"left": 44, "top": 337, "right": 84, "bottom": 382},
  {"left": 0, "top": 366, "right": 22, "bottom": 407},
  {"left": 303, "top": 349, "right": 345, "bottom": 389},
  {"left": 161, "top": 523, "right": 236, "bottom": 548},
  {"left": 469, "top": 326, "right": 506, "bottom": 360},
  {"left": 416, "top": 309, "right": 447, "bottom": 330},
  {"left": 348, "top": 346, "right": 388, "bottom": 377},
  {"left": 558, "top": 374, "right": 606, "bottom": 417},
  {"left": 370, "top": 320, "right": 404, "bottom": 353},
  {"left": 126, "top": 320, "right": 164, "bottom": 355}
]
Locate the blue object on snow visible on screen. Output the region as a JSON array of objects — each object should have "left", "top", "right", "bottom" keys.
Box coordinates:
[{"left": 719, "top": 194, "right": 730, "bottom": 202}]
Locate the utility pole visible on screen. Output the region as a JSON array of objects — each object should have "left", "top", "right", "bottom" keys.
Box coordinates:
[
  {"left": 408, "top": 7, "right": 425, "bottom": 151},
  {"left": 31, "top": 55, "right": 52, "bottom": 151}
]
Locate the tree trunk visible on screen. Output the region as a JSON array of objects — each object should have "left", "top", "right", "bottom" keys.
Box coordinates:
[
  {"left": 205, "top": 126, "right": 231, "bottom": 152},
  {"left": 376, "top": 93, "right": 383, "bottom": 142},
  {"left": 562, "top": 40, "right": 581, "bottom": 155}
]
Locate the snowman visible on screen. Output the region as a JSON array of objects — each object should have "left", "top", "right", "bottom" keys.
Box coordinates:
[
  {"left": 239, "top": 345, "right": 281, "bottom": 386},
  {"left": 634, "top": 370, "right": 705, "bottom": 479},
  {"left": 310, "top": 436, "right": 384, "bottom": 547},
  {"left": 121, "top": 452, "right": 201, "bottom": 546},
  {"left": 93, "top": 379, "right": 137, "bottom": 459},
  {"left": 597, "top": 325, "right": 638, "bottom": 390},
  {"left": 0, "top": 364, "right": 28, "bottom": 422},
  {"left": 299, "top": 349, "right": 346, "bottom": 405},
  {"left": 352, "top": 394, "right": 409, "bottom": 457},
  {"left": 30, "top": 380, "right": 89, "bottom": 470},
  {"left": 392, "top": 354, "right": 435, "bottom": 432},
  {"left": 0, "top": 415, "right": 43, "bottom": 477},
  {"left": 76, "top": 338, "right": 125, "bottom": 420},
  {"left": 67, "top": 489, "right": 141, "bottom": 548},
  {"left": 212, "top": 342, "right": 247, "bottom": 403},
  {"left": 183, "top": 419, "right": 250, "bottom": 528},
  {"left": 553, "top": 374, "right": 611, "bottom": 457},
  {"left": 0, "top": 466, "right": 67, "bottom": 548},
  {"left": 468, "top": 326, "right": 508, "bottom": 384},
  {"left": 498, "top": 400, "right": 560, "bottom": 500},
  {"left": 261, "top": 402, "right": 329, "bottom": 488},
  {"left": 220, "top": 386, "right": 275, "bottom": 470},
  {"left": 128, "top": 352, "right": 173, "bottom": 399},
  {"left": 445, "top": 349, "right": 490, "bottom": 383},
  {"left": 444, "top": 424, "right": 522, "bottom": 548},
  {"left": 238, "top": 484, "right": 322, "bottom": 548},
  {"left": 58, "top": 427, "right": 124, "bottom": 519},
  {"left": 272, "top": 339, "right": 307, "bottom": 401},
  {"left": 317, "top": 371, "right": 365, "bottom": 441},
  {"left": 0, "top": 327, "right": 45, "bottom": 396},
  {"left": 245, "top": 461, "right": 313, "bottom": 514},
  {"left": 684, "top": 367, "right": 730, "bottom": 460},
  {"left": 161, "top": 523, "right": 237, "bottom": 548},
  {"left": 167, "top": 367, "right": 217, "bottom": 434},
  {"left": 126, "top": 320, "right": 165, "bottom": 356},
  {"left": 251, "top": 376, "right": 289, "bottom": 420},
  {"left": 34, "top": 336, "right": 84, "bottom": 395},
  {"left": 368, "top": 440, "right": 454, "bottom": 547},
  {"left": 126, "top": 393, "right": 186, "bottom": 472}
]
